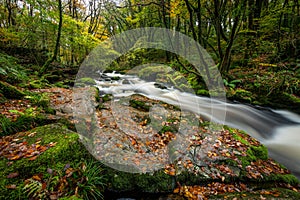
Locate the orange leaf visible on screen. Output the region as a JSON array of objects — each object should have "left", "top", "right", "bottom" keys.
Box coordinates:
[
  {"left": 273, "top": 193, "right": 280, "bottom": 197},
  {"left": 38, "top": 146, "right": 47, "bottom": 152},
  {"left": 116, "top": 143, "right": 123, "bottom": 148},
  {"left": 9, "top": 155, "right": 21, "bottom": 161},
  {"left": 32, "top": 175, "right": 42, "bottom": 181},
  {"left": 131, "top": 140, "right": 137, "bottom": 145},
  {"left": 28, "top": 156, "right": 38, "bottom": 161},
  {"left": 173, "top": 188, "right": 180, "bottom": 193},
  {"left": 6, "top": 184, "right": 17, "bottom": 189}
]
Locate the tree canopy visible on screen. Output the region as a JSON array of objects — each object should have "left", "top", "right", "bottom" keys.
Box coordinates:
[{"left": 0, "top": 0, "right": 299, "bottom": 74}]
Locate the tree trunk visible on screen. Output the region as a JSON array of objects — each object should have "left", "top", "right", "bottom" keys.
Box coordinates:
[{"left": 39, "top": 0, "right": 63, "bottom": 75}]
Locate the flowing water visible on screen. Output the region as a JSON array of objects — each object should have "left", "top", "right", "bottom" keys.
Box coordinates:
[{"left": 96, "top": 71, "right": 300, "bottom": 180}]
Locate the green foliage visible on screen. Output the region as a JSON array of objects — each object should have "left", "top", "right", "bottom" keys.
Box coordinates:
[
  {"left": 231, "top": 89, "right": 253, "bottom": 103},
  {"left": 0, "top": 114, "right": 16, "bottom": 134},
  {"left": 0, "top": 108, "right": 49, "bottom": 136},
  {"left": 159, "top": 125, "right": 177, "bottom": 134},
  {"left": 28, "top": 78, "right": 51, "bottom": 89},
  {"left": 196, "top": 89, "right": 209, "bottom": 96},
  {"left": 23, "top": 161, "right": 106, "bottom": 200},
  {"left": 106, "top": 169, "right": 174, "bottom": 193},
  {"left": 137, "top": 65, "right": 170, "bottom": 82},
  {"left": 0, "top": 81, "right": 25, "bottom": 99},
  {"left": 25, "top": 93, "right": 55, "bottom": 114},
  {"left": 101, "top": 94, "right": 112, "bottom": 103},
  {"left": 223, "top": 79, "right": 241, "bottom": 89},
  {"left": 75, "top": 161, "right": 106, "bottom": 200},
  {"left": 0, "top": 53, "right": 28, "bottom": 84}
]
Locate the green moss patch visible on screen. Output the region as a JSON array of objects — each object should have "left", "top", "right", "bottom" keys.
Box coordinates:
[
  {"left": 0, "top": 123, "right": 91, "bottom": 199},
  {"left": 105, "top": 168, "right": 174, "bottom": 193},
  {"left": 75, "top": 77, "right": 96, "bottom": 86}
]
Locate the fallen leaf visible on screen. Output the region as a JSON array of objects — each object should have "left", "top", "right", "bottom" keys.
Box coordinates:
[
  {"left": 173, "top": 188, "right": 180, "bottom": 193},
  {"left": 28, "top": 156, "right": 38, "bottom": 161},
  {"left": 50, "top": 194, "right": 58, "bottom": 200},
  {"left": 9, "top": 155, "right": 21, "bottom": 160},
  {"left": 7, "top": 172, "right": 19, "bottom": 178},
  {"left": 6, "top": 184, "right": 17, "bottom": 189},
  {"left": 49, "top": 142, "right": 57, "bottom": 147},
  {"left": 260, "top": 195, "right": 266, "bottom": 200},
  {"left": 32, "top": 175, "right": 42, "bottom": 181}
]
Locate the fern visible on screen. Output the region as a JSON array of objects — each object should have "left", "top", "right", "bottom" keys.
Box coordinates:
[{"left": 0, "top": 53, "right": 28, "bottom": 83}]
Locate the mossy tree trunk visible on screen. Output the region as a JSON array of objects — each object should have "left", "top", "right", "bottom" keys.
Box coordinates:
[{"left": 0, "top": 81, "right": 25, "bottom": 99}]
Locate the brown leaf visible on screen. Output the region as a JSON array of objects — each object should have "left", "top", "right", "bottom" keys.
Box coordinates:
[
  {"left": 38, "top": 146, "right": 48, "bottom": 152},
  {"left": 28, "top": 155, "right": 38, "bottom": 161},
  {"left": 32, "top": 175, "right": 42, "bottom": 181},
  {"left": 42, "top": 182, "right": 47, "bottom": 190},
  {"left": 9, "top": 155, "right": 21, "bottom": 161},
  {"left": 50, "top": 194, "right": 58, "bottom": 200},
  {"left": 6, "top": 184, "right": 17, "bottom": 189},
  {"left": 49, "top": 142, "right": 57, "bottom": 147},
  {"left": 273, "top": 192, "right": 280, "bottom": 197},
  {"left": 7, "top": 172, "right": 19, "bottom": 178},
  {"left": 260, "top": 195, "right": 266, "bottom": 200}
]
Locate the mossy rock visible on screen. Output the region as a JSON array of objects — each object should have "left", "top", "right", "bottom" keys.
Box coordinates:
[
  {"left": 0, "top": 110, "right": 58, "bottom": 136},
  {"left": 101, "top": 94, "right": 113, "bottom": 103},
  {"left": 166, "top": 73, "right": 192, "bottom": 92},
  {"left": 129, "top": 99, "right": 151, "bottom": 111},
  {"left": 232, "top": 89, "right": 253, "bottom": 102},
  {"left": 282, "top": 92, "right": 300, "bottom": 103},
  {"left": 138, "top": 65, "right": 170, "bottom": 82},
  {"left": 44, "top": 74, "right": 61, "bottom": 83},
  {"left": 211, "top": 188, "right": 300, "bottom": 199},
  {"left": 75, "top": 77, "right": 96, "bottom": 86},
  {"left": 0, "top": 81, "right": 25, "bottom": 99},
  {"left": 197, "top": 89, "right": 210, "bottom": 96},
  {"left": 249, "top": 145, "right": 268, "bottom": 160},
  {"left": 106, "top": 168, "right": 174, "bottom": 193},
  {"left": 0, "top": 123, "right": 92, "bottom": 199}
]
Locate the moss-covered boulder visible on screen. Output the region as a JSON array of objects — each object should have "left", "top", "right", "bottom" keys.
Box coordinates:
[
  {"left": 105, "top": 168, "right": 174, "bottom": 193},
  {"left": 228, "top": 88, "right": 254, "bottom": 103},
  {"left": 0, "top": 81, "right": 25, "bottom": 99},
  {"left": 136, "top": 65, "right": 193, "bottom": 92},
  {"left": 75, "top": 77, "right": 96, "bottom": 87},
  {"left": 0, "top": 123, "right": 91, "bottom": 199}
]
